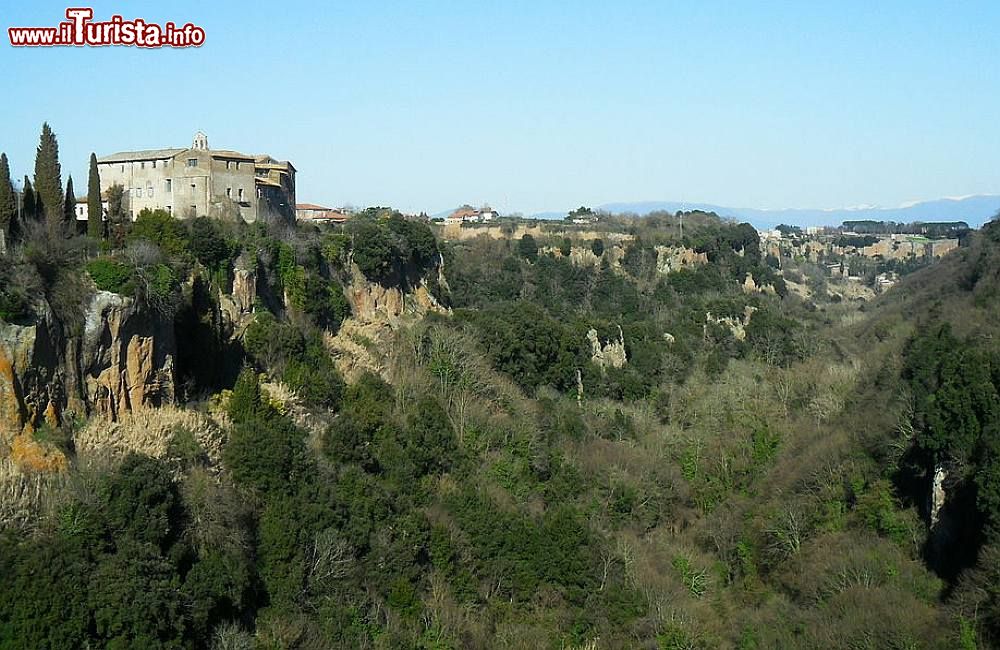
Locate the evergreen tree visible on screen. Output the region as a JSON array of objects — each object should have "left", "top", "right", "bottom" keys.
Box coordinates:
[
  {"left": 106, "top": 183, "right": 129, "bottom": 248},
  {"left": 22, "top": 176, "right": 36, "bottom": 222},
  {"left": 33, "top": 122, "right": 63, "bottom": 231},
  {"left": 63, "top": 175, "right": 76, "bottom": 229},
  {"left": 87, "top": 153, "right": 103, "bottom": 239},
  {"left": 0, "top": 153, "right": 15, "bottom": 246}
]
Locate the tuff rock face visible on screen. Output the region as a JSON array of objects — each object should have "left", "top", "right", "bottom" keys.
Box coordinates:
[
  {"left": 0, "top": 301, "right": 68, "bottom": 437},
  {"left": 82, "top": 292, "right": 176, "bottom": 422},
  {"left": 930, "top": 464, "right": 948, "bottom": 529},
  {"left": 219, "top": 257, "right": 258, "bottom": 335},
  {"left": 0, "top": 291, "right": 177, "bottom": 439},
  {"left": 654, "top": 245, "right": 708, "bottom": 274},
  {"left": 326, "top": 262, "right": 450, "bottom": 381},
  {"left": 588, "top": 325, "right": 628, "bottom": 370},
  {"left": 742, "top": 273, "right": 777, "bottom": 296},
  {"left": 704, "top": 306, "right": 757, "bottom": 342}
]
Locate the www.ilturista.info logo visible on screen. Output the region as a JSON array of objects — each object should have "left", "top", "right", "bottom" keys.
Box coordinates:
[{"left": 8, "top": 8, "right": 205, "bottom": 48}]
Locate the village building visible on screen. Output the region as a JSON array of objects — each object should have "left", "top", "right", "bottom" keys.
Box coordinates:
[
  {"left": 446, "top": 205, "right": 498, "bottom": 224},
  {"left": 96, "top": 131, "right": 295, "bottom": 223},
  {"left": 295, "top": 203, "right": 350, "bottom": 225},
  {"left": 73, "top": 196, "right": 109, "bottom": 223}
]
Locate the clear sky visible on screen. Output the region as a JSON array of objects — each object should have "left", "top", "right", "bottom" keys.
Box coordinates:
[{"left": 2, "top": 1, "right": 999, "bottom": 215}]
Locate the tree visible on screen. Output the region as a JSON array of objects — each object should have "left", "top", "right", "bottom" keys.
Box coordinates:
[
  {"left": 105, "top": 183, "right": 129, "bottom": 248},
  {"left": 21, "top": 176, "right": 36, "bottom": 222},
  {"left": 591, "top": 238, "right": 605, "bottom": 257},
  {"left": 131, "top": 208, "right": 188, "bottom": 257},
  {"left": 0, "top": 154, "right": 15, "bottom": 248},
  {"left": 33, "top": 122, "right": 63, "bottom": 231},
  {"left": 87, "top": 152, "right": 103, "bottom": 239},
  {"left": 63, "top": 175, "right": 75, "bottom": 229},
  {"left": 518, "top": 233, "right": 538, "bottom": 261},
  {"left": 188, "top": 216, "right": 230, "bottom": 270}
]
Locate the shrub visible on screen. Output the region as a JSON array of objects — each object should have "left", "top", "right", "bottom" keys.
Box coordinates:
[
  {"left": 350, "top": 219, "right": 397, "bottom": 282},
  {"left": 188, "top": 216, "right": 231, "bottom": 271},
  {"left": 86, "top": 257, "right": 133, "bottom": 294},
  {"left": 518, "top": 234, "right": 538, "bottom": 261},
  {"left": 131, "top": 208, "right": 189, "bottom": 257}
]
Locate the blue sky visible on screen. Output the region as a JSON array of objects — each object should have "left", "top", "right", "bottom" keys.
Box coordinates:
[{"left": 1, "top": 1, "right": 999, "bottom": 215}]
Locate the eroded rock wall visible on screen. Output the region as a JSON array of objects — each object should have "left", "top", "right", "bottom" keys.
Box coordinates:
[{"left": 0, "top": 292, "right": 177, "bottom": 437}]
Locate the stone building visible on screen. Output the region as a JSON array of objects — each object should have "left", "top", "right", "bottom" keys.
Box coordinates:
[{"left": 96, "top": 131, "right": 295, "bottom": 223}]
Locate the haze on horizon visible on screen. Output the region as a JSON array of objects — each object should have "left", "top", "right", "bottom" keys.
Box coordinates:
[{"left": 1, "top": 0, "right": 998, "bottom": 216}]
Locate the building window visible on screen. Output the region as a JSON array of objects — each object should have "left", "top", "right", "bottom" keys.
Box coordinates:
[
  {"left": 165, "top": 179, "right": 171, "bottom": 192},
  {"left": 238, "top": 188, "right": 244, "bottom": 201},
  {"left": 235, "top": 162, "right": 240, "bottom": 170},
  {"left": 140, "top": 161, "right": 145, "bottom": 169},
  {"left": 187, "top": 158, "right": 198, "bottom": 167},
  {"left": 147, "top": 181, "right": 154, "bottom": 198},
  {"left": 120, "top": 165, "right": 124, "bottom": 172},
  {"left": 190, "top": 205, "right": 196, "bottom": 214},
  {"left": 190, "top": 183, "right": 196, "bottom": 194},
  {"left": 226, "top": 187, "right": 232, "bottom": 198},
  {"left": 166, "top": 205, "right": 172, "bottom": 214},
  {"left": 152, "top": 160, "right": 157, "bottom": 169}
]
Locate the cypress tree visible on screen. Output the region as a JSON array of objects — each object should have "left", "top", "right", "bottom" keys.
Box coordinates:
[
  {"left": 0, "top": 153, "right": 15, "bottom": 246},
  {"left": 63, "top": 175, "right": 76, "bottom": 228},
  {"left": 33, "top": 122, "right": 63, "bottom": 231},
  {"left": 87, "top": 152, "right": 103, "bottom": 239},
  {"left": 22, "top": 176, "right": 36, "bottom": 222}
]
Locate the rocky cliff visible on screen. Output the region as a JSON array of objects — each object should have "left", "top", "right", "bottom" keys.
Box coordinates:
[
  {"left": 326, "top": 259, "right": 450, "bottom": 381},
  {"left": 0, "top": 291, "right": 176, "bottom": 439}
]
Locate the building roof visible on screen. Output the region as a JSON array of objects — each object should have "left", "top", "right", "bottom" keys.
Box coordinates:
[
  {"left": 297, "top": 208, "right": 349, "bottom": 223},
  {"left": 255, "top": 155, "right": 296, "bottom": 171},
  {"left": 297, "top": 203, "right": 331, "bottom": 211},
  {"left": 97, "top": 148, "right": 186, "bottom": 163},
  {"left": 209, "top": 150, "right": 255, "bottom": 161}
]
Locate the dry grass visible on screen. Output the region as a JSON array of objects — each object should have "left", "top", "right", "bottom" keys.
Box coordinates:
[
  {"left": 0, "top": 456, "right": 68, "bottom": 531},
  {"left": 75, "top": 405, "right": 227, "bottom": 467}
]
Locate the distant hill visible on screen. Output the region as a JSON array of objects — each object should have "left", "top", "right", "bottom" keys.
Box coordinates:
[{"left": 596, "top": 195, "right": 1000, "bottom": 230}]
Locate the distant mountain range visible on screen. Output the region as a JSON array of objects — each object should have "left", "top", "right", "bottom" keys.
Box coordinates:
[{"left": 588, "top": 195, "right": 1000, "bottom": 230}]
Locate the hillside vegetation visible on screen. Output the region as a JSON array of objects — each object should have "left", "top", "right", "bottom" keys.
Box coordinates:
[{"left": 2, "top": 193, "right": 1000, "bottom": 648}]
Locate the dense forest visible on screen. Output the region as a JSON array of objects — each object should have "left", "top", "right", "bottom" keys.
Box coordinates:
[{"left": 3, "top": 129, "right": 1000, "bottom": 649}]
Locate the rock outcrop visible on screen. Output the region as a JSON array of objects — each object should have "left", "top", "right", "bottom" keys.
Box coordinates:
[
  {"left": 544, "top": 245, "right": 626, "bottom": 270},
  {"left": 930, "top": 464, "right": 947, "bottom": 529},
  {"left": 326, "top": 261, "right": 450, "bottom": 381},
  {"left": 588, "top": 326, "right": 627, "bottom": 370},
  {"left": 0, "top": 301, "right": 70, "bottom": 436},
  {"left": 654, "top": 246, "right": 707, "bottom": 274},
  {"left": 742, "top": 273, "right": 777, "bottom": 295},
  {"left": 0, "top": 291, "right": 177, "bottom": 437},
  {"left": 704, "top": 306, "right": 757, "bottom": 342},
  {"left": 219, "top": 255, "right": 258, "bottom": 336},
  {"left": 82, "top": 292, "right": 176, "bottom": 422}
]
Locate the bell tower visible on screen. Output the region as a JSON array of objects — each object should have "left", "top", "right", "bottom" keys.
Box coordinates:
[{"left": 192, "top": 131, "right": 209, "bottom": 150}]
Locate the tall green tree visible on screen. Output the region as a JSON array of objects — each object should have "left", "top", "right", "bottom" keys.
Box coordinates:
[
  {"left": 21, "top": 176, "right": 36, "bottom": 222},
  {"left": 87, "top": 152, "right": 103, "bottom": 239},
  {"left": 0, "top": 153, "right": 15, "bottom": 247},
  {"left": 63, "top": 175, "right": 75, "bottom": 229},
  {"left": 33, "top": 122, "right": 63, "bottom": 231},
  {"left": 105, "top": 183, "right": 128, "bottom": 248}
]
